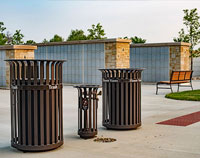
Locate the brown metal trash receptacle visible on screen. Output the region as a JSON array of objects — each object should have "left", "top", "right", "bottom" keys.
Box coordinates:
[
  {"left": 99, "top": 68, "right": 144, "bottom": 130},
  {"left": 74, "top": 85, "right": 100, "bottom": 139},
  {"left": 5, "top": 59, "right": 65, "bottom": 151}
]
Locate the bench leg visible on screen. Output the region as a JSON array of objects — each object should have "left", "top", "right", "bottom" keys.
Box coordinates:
[
  {"left": 170, "top": 84, "right": 173, "bottom": 93},
  {"left": 190, "top": 81, "right": 193, "bottom": 90},
  {"left": 177, "top": 83, "right": 180, "bottom": 92},
  {"left": 156, "top": 83, "right": 159, "bottom": 95}
]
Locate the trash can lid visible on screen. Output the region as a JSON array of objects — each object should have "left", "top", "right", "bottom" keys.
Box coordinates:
[
  {"left": 99, "top": 68, "right": 145, "bottom": 71},
  {"left": 74, "top": 85, "right": 101, "bottom": 88},
  {"left": 5, "top": 59, "right": 66, "bottom": 62}
]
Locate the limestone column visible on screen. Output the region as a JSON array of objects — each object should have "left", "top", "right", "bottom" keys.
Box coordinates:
[
  {"left": 169, "top": 42, "right": 191, "bottom": 75},
  {"left": 105, "top": 39, "right": 131, "bottom": 68},
  {"left": 0, "top": 45, "right": 37, "bottom": 87}
]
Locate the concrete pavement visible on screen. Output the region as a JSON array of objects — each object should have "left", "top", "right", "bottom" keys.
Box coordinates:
[{"left": 0, "top": 81, "right": 200, "bottom": 158}]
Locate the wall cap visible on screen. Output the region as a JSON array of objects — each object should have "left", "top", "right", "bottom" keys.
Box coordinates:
[
  {"left": 0, "top": 45, "right": 37, "bottom": 50},
  {"left": 130, "top": 42, "right": 191, "bottom": 47},
  {"left": 36, "top": 38, "right": 131, "bottom": 46}
]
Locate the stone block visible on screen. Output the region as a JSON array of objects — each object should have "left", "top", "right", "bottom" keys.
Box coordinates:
[
  {"left": 105, "top": 39, "right": 131, "bottom": 69},
  {"left": 0, "top": 45, "right": 37, "bottom": 87}
]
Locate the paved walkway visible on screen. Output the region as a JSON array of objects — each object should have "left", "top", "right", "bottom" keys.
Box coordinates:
[{"left": 0, "top": 81, "right": 200, "bottom": 158}]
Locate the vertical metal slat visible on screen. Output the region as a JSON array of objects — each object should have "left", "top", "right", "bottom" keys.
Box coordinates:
[
  {"left": 10, "top": 62, "right": 14, "bottom": 143},
  {"left": 45, "top": 61, "right": 50, "bottom": 144},
  {"left": 55, "top": 62, "right": 59, "bottom": 143},
  {"left": 21, "top": 61, "right": 26, "bottom": 145},
  {"left": 51, "top": 61, "right": 55, "bottom": 144},
  {"left": 16, "top": 62, "right": 21, "bottom": 145},
  {"left": 129, "top": 71, "right": 133, "bottom": 125},
  {"left": 27, "top": 61, "right": 32, "bottom": 145},
  {"left": 33, "top": 61, "right": 38, "bottom": 145},
  {"left": 40, "top": 61, "right": 44, "bottom": 145}
]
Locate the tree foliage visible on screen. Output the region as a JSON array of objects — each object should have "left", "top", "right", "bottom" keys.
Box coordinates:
[
  {"left": 67, "top": 23, "right": 106, "bottom": 41},
  {"left": 131, "top": 36, "right": 146, "bottom": 44},
  {"left": 174, "top": 8, "right": 200, "bottom": 70},
  {"left": 122, "top": 36, "right": 146, "bottom": 44},
  {"left": 87, "top": 23, "right": 106, "bottom": 40},
  {"left": 49, "top": 34, "right": 64, "bottom": 42},
  {"left": 25, "top": 40, "right": 36, "bottom": 45},
  {"left": 183, "top": 8, "right": 200, "bottom": 50},
  {"left": 11, "top": 30, "right": 24, "bottom": 45},
  {"left": 67, "top": 29, "right": 87, "bottom": 41},
  {"left": 192, "top": 48, "right": 200, "bottom": 58},
  {"left": 173, "top": 29, "right": 189, "bottom": 42},
  {"left": 0, "top": 22, "right": 6, "bottom": 32},
  {"left": 5, "top": 31, "right": 13, "bottom": 45},
  {"left": 0, "top": 22, "right": 7, "bottom": 45},
  {"left": 42, "top": 38, "right": 48, "bottom": 43},
  {"left": 174, "top": 8, "right": 200, "bottom": 53},
  {"left": 0, "top": 22, "right": 27, "bottom": 45}
]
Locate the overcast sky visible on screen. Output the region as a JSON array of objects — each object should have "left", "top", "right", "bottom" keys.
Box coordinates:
[{"left": 1, "top": 0, "right": 200, "bottom": 44}]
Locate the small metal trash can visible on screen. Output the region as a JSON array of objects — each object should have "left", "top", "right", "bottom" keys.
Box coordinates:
[
  {"left": 74, "top": 85, "right": 100, "bottom": 139},
  {"left": 5, "top": 59, "right": 65, "bottom": 151},
  {"left": 99, "top": 68, "right": 144, "bottom": 130}
]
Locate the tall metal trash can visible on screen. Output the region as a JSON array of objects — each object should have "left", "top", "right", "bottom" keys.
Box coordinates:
[
  {"left": 99, "top": 68, "right": 144, "bottom": 130},
  {"left": 74, "top": 85, "right": 100, "bottom": 139},
  {"left": 5, "top": 59, "right": 65, "bottom": 151}
]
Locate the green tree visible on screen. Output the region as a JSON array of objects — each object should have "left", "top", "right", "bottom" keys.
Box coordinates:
[
  {"left": 130, "top": 36, "right": 146, "bottom": 44},
  {"left": 183, "top": 8, "right": 200, "bottom": 50},
  {"left": 87, "top": 23, "right": 106, "bottom": 40},
  {"left": 192, "top": 48, "right": 200, "bottom": 58},
  {"left": 25, "top": 40, "right": 36, "bottom": 45},
  {"left": 0, "top": 22, "right": 7, "bottom": 45},
  {"left": 5, "top": 31, "right": 13, "bottom": 45},
  {"left": 173, "top": 8, "right": 200, "bottom": 69},
  {"left": 42, "top": 38, "right": 48, "bottom": 43},
  {"left": 12, "top": 30, "right": 24, "bottom": 45},
  {"left": 123, "top": 36, "right": 129, "bottom": 39},
  {"left": 49, "top": 34, "right": 64, "bottom": 42},
  {"left": 173, "top": 29, "right": 189, "bottom": 42},
  {"left": 67, "top": 29, "right": 87, "bottom": 41}
]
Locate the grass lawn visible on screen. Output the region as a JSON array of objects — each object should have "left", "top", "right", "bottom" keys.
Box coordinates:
[{"left": 165, "top": 89, "right": 200, "bottom": 101}]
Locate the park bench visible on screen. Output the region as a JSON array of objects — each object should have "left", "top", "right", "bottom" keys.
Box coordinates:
[{"left": 156, "top": 70, "right": 193, "bottom": 94}]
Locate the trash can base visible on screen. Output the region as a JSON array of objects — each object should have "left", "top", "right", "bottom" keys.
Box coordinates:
[
  {"left": 78, "top": 130, "right": 97, "bottom": 139},
  {"left": 103, "top": 123, "right": 141, "bottom": 130},
  {"left": 11, "top": 141, "right": 63, "bottom": 152}
]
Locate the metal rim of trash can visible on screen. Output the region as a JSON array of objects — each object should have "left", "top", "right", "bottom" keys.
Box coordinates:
[
  {"left": 74, "top": 85, "right": 100, "bottom": 139},
  {"left": 99, "top": 68, "right": 144, "bottom": 130},
  {"left": 5, "top": 59, "right": 66, "bottom": 151}
]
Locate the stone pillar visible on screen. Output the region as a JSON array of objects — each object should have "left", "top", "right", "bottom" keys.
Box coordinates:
[
  {"left": 105, "top": 39, "right": 131, "bottom": 68},
  {"left": 0, "top": 45, "right": 37, "bottom": 87},
  {"left": 169, "top": 42, "right": 191, "bottom": 74},
  {"left": 180, "top": 45, "right": 191, "bottom": 70}
]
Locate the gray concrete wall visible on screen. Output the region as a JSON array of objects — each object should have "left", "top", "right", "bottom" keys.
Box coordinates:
[
  {"left": 0, "top": 50, "right": 6, "bottom": 86},
  {"left": 130, "top": 46, "right": 170, "bottom": 82},
  {"left": 193, "top": 57, "right": 200, "bottom": 77},
  {"left": 35, "top": 43, "right": 105, "bottom": 85}
]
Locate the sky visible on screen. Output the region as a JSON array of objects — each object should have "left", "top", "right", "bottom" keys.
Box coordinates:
[{"left": 1, "top": 0, "right": 200, "bottom": 44}]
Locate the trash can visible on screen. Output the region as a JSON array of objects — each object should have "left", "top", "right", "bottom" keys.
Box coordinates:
[
  {"left": 5, "top": 59, "right": 65, "bottom": 151},
  {"left": 74, "top": 85, "right": 100, "bottom": 139},
  {"left": 99, "top": 68, "right": 144, "bottom": 130}
]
